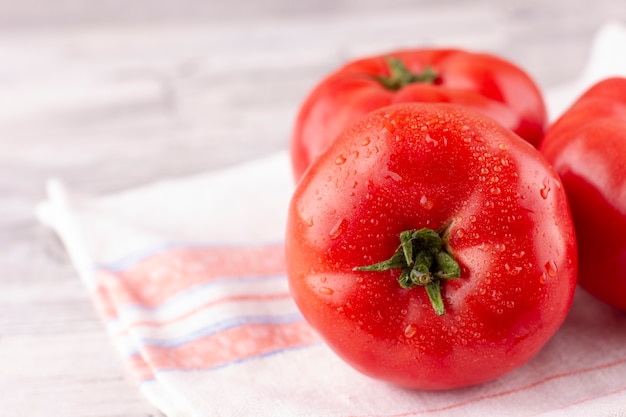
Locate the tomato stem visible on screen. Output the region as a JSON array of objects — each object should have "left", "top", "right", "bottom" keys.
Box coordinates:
[
  {"left": 376, "top": 57, "right": 440, "bottom": 91},
  {"left": 354, "top": 227, "right": 460, "bottom": 316}
]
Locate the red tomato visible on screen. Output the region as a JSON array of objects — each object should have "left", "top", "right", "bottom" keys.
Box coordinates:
[
  {"left": 286, "top": 103, "right": 577, "bottom": 390},
  {"left": 290, "top": 48, "right": 547, "bottom": 180},
  {"left": 540, "top": 77, "right": 626, "bottom": 312}
]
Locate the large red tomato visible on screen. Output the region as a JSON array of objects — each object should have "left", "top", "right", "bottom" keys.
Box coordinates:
[
  {"left": 540, "top": 77, "right": 626, "bottom": 312},
  {"left": 286, "top": 103, "right": 577, "bottom": 390},
  {"left": 291, "top": 48, "right": 547, "bottom": 180}
]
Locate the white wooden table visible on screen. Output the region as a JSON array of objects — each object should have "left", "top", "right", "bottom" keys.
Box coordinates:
[{"left": 2, "top": 1, "right": 626, "bottom": 415}]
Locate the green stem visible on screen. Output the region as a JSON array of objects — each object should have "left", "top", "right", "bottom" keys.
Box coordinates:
[
  {"left": 376, "top": 57, "right": 440, "bottom": 91},
  {"left": 354, "top": 227, "right": 460, "bottom": 316},
  {"left": 425, "top": 281, "right": 445, "bottom": 316}
]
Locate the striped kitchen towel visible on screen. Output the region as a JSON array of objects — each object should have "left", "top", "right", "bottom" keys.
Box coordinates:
[{"left": 37, "top": 22, "right": 626, "bottom": 417}]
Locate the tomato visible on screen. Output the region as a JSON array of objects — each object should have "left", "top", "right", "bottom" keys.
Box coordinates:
[
  {"left": 285, "top": 103, "right": 577, "bottom": 390},
  {"left": 540, "top": 77, "right": 626, "bottom": 312},
  {"left": 290, "top": 48, "right": 547, "bottom": 180}
]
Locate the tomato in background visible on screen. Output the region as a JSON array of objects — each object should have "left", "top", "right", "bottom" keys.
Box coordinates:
[
  {"left": 541, "top": 77, "right": 626, "bottom": 312},
  {"left": 290, "top": 48, "right": 547, "bottom": 180}
]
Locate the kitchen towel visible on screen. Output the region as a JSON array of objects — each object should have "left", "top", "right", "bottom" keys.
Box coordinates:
[{"left": 37, "top": 22, "right": 626, "bottom": 417}]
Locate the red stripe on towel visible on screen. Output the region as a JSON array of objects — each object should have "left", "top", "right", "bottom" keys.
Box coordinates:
[
  {"left": 94, "top": 244, "right": 286, "bottom": 313},
  {"left": 141, "top": 320, "right": 319, "bottom": 375}
]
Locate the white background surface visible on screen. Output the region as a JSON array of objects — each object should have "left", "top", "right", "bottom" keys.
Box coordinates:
[{"left": 3, "top": 1, "right": 626, "bottom": 416}]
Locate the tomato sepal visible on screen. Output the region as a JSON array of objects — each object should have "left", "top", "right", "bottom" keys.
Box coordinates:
[
  {"left": 375, "top": 57, "right": 439, "bottom": 91},
  {"left": 353, "top": 227, "right": 461, "bottom": 316}
]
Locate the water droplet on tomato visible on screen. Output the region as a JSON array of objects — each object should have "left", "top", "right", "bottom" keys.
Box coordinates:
[
  {"left": 319, "top": 287, "right": 334, "bottom": 295},
  {"left": 386, "top": 170, "right": 403, "bottom": 182},
  {"left": 455, "top": 228, "right": 465, "bottom": 238},
  {"left": 540, "top": 178, "right": 551, "bottom": 199},
  {"left": 335, "top": 154, "right": 347, "bottom": 165},
  {"left": 545, "top": 260, "right": 558, "bottom": 276},
  {"left": 498, "top": 143, "right": 507, "bottom": 151},
  {"left": 469, "top": 215, "right": 477, "bottom": 223},
  {"left": 490, "top": 186, "right": 501, "bottom": 195},
  {"left": 329, "top": 218, "right": 347, "bottom": 239},
  {"left": 425, "top": 133, "right": 439, "bottom": 146},
  {"left": 361, "top": 137, "right": 371, "bottom": 146},
  {"left": 306, "top": 217, "right": 314, "bottom": 227},
  {"left": 419, "top": 195, "right": 434, "bottom": 210},
  {"left": 384, "top": 121, "right": 396, "bottom": 133},
  {"left": 505, "top": 264, "right": 522, "bottom": 275},
  {"left": 404, "top": 324, "right": 417, "bottom": 338},
  {"left": 372, "top": 310, "right": 383, "bottom": 323}
]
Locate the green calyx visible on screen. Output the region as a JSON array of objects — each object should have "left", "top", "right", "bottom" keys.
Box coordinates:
[
  {"left": 353, "top": 228, "right": 461, "bottom": 316},
  {"left": 375, "top": 57, "right": 440, "bottom": 91}
]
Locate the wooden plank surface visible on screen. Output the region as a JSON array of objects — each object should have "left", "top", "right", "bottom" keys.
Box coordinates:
[{"left": 2, "top": 1, "right": 626, "bottom": 415}]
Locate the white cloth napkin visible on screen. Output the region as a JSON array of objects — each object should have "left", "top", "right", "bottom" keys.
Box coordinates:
[{"left": 37, "top": 22, "right": 626, "bottom": 417}]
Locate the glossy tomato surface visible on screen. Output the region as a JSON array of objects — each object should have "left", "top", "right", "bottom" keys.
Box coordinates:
[
  {"left": 286, "top": 103, "right": 576, "bottom": 390},
  {"left": 291, "top": 48, "right": 547, "bottom": 180},
  {"left": 541, "top": 77, "right": 626, "bottom": 312}
]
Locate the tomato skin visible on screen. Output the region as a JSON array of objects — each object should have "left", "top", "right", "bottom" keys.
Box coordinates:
[
  {"left": 286, "top": 103, "right": 577, "bottom": 390},
  {"left": 540, "top": 77, "right": 626, "bottom": 312},
  {"left": 291, "top": 48, "right": 547, "bottom": 180}
]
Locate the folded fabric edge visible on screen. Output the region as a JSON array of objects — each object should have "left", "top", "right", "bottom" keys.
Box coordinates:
[{"left": 35, "top": 179, "right": 98, "bottom": 290}]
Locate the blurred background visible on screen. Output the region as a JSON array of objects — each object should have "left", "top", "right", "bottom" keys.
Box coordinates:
[
  {"left": 4, "top": 0, "right": 626, "bottom": 194},
  {"left": 1, "top": 1, "right": 626, "bottom": 415}
]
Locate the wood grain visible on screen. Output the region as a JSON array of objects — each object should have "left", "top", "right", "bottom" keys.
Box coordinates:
[{"left": 2, "top": 1, "right": 626, "bottom": 415}]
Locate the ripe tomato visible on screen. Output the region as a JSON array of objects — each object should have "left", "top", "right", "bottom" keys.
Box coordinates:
[
  {"left": 290, "top": 48, "right": 547, "bottom": 180},
  {"left": 540, "top": 77, "right": 626, "bottom": 312},
  {"left": 285, "top": 103, "right": 577, "bottom": 390}
]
